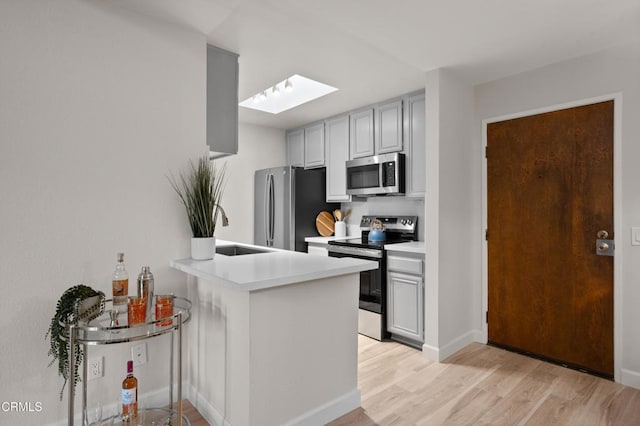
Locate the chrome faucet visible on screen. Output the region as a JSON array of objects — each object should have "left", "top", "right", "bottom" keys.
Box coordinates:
[{"left": 216, "top": 205, "right": 230, "bottom": 227}]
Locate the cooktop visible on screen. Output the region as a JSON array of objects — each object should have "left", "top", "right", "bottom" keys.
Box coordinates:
[{"left": 328, "top": 215, "right": 418, "bottom": 250}]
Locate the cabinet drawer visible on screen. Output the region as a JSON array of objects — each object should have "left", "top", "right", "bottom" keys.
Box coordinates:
[{"left": 387, "top": 255, "right": 423, "bottom": 275}]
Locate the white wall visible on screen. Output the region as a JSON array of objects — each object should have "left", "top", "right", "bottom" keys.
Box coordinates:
[
  {"left": 213, "top": 123, "right": 286, "bottom": 244},
  {"left": 0, "top": 1, "right": 207, "bottom": 423},
  {"left": 422, "top": 69, "right": 478, "bottom": 361},
  {"left": 474, "top": 41, "right": 640, "bottom": 388}
]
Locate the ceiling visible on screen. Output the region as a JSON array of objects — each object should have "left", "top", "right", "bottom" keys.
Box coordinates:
[{"left": 105, "top": 0, "right": 640, "bottom": 130}]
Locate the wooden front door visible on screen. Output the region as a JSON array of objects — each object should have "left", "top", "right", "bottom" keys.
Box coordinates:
[{"left": 487, "top": 100, "right": 614, "bottom": 377}]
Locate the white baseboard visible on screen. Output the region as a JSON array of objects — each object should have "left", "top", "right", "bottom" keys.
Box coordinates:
[
  {"left": 422, "top": 330, "right": 482, "bottom": 362},
  {"left": 422, "top": 342, "right": 440, "bottom": 361},
  {"left": 284, "top": 388, "right": 361, "bottom": 426},
  {"left": 186, "top": 384, "right": 230, "bottom": 426},
  {"left": 621, "top": 368, "right": 640, "bottom": 390},
  {"left": 186, "top": 385, "right": 360, "bottom": 426}
]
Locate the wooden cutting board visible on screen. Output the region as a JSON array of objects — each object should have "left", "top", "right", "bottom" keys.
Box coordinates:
[{"left": 315, "top": 211, "right": 335, "bottom": 236}]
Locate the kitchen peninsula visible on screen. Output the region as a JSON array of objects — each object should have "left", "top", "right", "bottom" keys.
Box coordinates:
[{"left": 170, "top": 240, "right": 376, "bottom": 426}]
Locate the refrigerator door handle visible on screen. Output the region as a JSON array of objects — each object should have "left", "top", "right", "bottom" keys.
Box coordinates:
[
  {"left": 264, "top": 174, "right": 271, "bottom": 246},
  {"left": 269, "top": 174, "right": 275, "bottom": 245}
]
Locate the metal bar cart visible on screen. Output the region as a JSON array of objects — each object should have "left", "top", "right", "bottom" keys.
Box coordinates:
[{"left": 63, "top": 297, "right": 192, "bottom": 425}]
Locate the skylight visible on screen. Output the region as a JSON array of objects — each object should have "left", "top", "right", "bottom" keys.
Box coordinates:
[{"left": 239, "top": 74, "right": 338, "bottom": 114}]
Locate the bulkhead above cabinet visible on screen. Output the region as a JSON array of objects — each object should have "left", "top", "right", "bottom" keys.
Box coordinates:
[{"left": 207, "top": 45, "right": 239, "bottom": 159}]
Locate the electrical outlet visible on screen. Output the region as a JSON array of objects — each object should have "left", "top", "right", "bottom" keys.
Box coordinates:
[
  {"left": 131, "top": 343, "right": 147, "bottom": 366},
  {"left": 88, "top": 357, "right": 103, "bottom": 380}
]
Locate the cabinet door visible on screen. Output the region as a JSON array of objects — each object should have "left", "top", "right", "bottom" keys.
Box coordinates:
[
  {"left": 375, "top": 100, "right": 403, "bottom": 154},
  {"left": 287, "top": 128, "right": 304, "bottom": 167},
  {"left": 387, "top": 271, "right": 424, "bottom": 342},
  {"left": 325, "top": 115, "right": 351, "bottom": 202},
  {"left": 349, "top": 109, "right": 375, "bottom": 159},
  {"left": 404, "top": 93, "right": 426, "bottom": 197},
  {"left": 304, "top": 123, "right": 325, "bottom": 168},
  {"left": 207, "top": 45, "right": 239, "bottom": 158}
]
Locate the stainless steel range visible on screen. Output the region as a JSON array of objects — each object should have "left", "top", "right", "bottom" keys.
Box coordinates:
[{"left": 327, "top": 215, "right": 418, "bottom": 340}]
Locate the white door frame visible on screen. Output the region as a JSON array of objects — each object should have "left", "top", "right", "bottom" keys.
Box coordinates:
[{"left": 480, "top": 93, "right": 623, "bottom": 382}]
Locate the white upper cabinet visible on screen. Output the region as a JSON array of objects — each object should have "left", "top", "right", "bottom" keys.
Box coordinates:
[
  {"left": 286, "top": 128, "right": 304, "bottom": 167},
  {"left": 286, "top": 89, "right": 425, "bottom": 200},
  {"left": 325, "top": 115, "right": 351, "bottom": 202},
  {"left": 349, "top": 109, "right": 375, "bottom": 159},
  {"left": 304, "top": 123, "right": 325, "bottom": 168},
  {"left": 375, "top": 100, "right": 403, "bottom": 154},
  {"left": 404, "top": 92, "right": 426, "bottom": 198}
]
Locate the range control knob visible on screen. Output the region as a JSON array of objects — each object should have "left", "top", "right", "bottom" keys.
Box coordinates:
[{"left": 407, "top": 219, "right": 413, "bottom": 226}]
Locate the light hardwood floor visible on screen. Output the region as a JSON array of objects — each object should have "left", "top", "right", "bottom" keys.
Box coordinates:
[
  {"left": 180, "top": 400, "right": 209, "bottom": 426},
  {"left": 329, "top": 335, "right": 640, "bottom": 426},
  {"left": 186, "top": 336, "right": 640, "bottom": 425}
]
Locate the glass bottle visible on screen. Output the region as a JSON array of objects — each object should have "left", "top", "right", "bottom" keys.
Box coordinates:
[
  {"left": 112, "top": 253, "right": 129, "bottom": 312},
  {"left": 137, "top": 266, "right": 154, "bottom": 321},
  {"left": 121, "top": 360, "right": 138, "bottom": 421}
]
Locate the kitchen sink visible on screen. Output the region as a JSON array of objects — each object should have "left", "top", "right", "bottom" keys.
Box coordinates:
[{"left": 216, "top": 245, "right": 272, "bottom": 256}]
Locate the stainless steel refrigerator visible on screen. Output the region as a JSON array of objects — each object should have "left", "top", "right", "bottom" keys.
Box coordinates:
[{"left": 254, "top": 166, "right": 339, "bottom": 251}]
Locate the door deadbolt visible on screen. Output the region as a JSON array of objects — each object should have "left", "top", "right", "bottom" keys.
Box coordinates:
[{"left": 597, "top": 230, "right": 609, "bottom": 239}]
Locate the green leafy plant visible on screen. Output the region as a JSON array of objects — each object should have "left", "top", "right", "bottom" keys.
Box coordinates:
[
  {"left": 46, "top": 284, "right": 105, "bottom": 400},
  {"left": 169, "top": 156, "right": 227, "bottom": 238}
]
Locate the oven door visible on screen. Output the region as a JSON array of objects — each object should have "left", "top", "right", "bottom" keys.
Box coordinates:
[{"left": 327, "top": 245, "right": 383, "bottom": 314}]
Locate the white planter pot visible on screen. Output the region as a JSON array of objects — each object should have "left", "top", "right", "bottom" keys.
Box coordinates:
[{"left": 191, "top": 237, "right": 216, "bottom": 260}]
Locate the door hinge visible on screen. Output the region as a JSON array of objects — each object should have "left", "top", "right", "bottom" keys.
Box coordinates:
[
  {"left": 486, "top": 311, "right": 489, "bottom": 323},
  {"left": 485, "top": 228, "right": 488, "bottom": 240},
  {"left": 485, "top": 146, "right": 488, "bottom": 158}
]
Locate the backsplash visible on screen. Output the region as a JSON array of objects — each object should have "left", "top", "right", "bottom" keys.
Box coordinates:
[{"left": 341, "top": 197, "right": 425, "bottom": 240}]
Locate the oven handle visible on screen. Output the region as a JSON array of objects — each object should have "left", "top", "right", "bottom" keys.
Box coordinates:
[{"left": 327, "top": 245, "right": 383, "bottom": 259}]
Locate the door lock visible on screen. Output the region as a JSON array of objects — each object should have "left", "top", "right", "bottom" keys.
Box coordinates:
[{"left": 596, "top": 239, "right": 615, "bottom": 256}]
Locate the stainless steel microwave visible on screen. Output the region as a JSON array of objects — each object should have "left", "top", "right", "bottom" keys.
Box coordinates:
[{"left": 346, "top": 152, "right": 405, "bottom": 196}]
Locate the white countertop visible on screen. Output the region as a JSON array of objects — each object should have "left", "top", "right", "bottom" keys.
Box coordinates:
[
  {"left": 305, "top": 235, "right": 352, "bottom": 244},
  {"left": 170, "top": 240, "right": 377, "bottom": 292},
  {"left": 384, "top": 241, "right": 426, "bottom": 254}
]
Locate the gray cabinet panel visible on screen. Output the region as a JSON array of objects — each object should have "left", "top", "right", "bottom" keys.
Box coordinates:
[
  {"left": 325, "top": 115, "right": 350, "bottom": 202},
  {"left": 387, "top": 252, "right": 424, "bottom": 344},
  {"left": 207, "top": 45, "right": 238, "bottom": 158},
  {"left": 286, "top": 129, "right": 304, "bottom": 167},
  {"left": 376, "top": 100, "right": 403, "bottom": 154},
  {"left": 304, "top": 123, "right": 325, "bottom": 168},
  {"left": 349, "top": 109, "right": 374, "bottom": 159},
  {"left": 404, "top": 93, "right": 426, "bottom": 197},
  {"left": 388, "top": 272, "right": 422, "bottom": 338}
]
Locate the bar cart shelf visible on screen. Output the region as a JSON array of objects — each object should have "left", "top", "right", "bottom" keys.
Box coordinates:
[{"left": 63, "top": 297, "right": 192, "bottom": 426}]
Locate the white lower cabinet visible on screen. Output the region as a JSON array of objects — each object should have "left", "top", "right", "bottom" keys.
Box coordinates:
[{"left": 387, "top": 253, "right": 424, "bottom": 345}]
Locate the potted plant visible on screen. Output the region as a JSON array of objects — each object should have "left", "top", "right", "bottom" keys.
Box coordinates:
[
  {"left": 169, "top": 156, "right": 228, "bottom": 260},
  {"left": 46, "top": 284, "right": 105, "bottom": 399}
]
